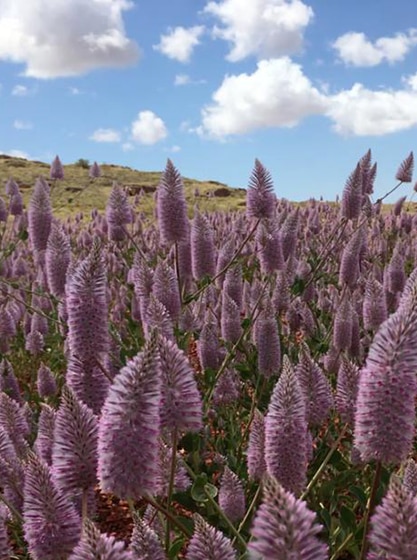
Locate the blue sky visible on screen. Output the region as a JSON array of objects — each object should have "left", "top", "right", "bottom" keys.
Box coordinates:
[{"left": 0, "top": 0, "right": 416, "bottom": 201}]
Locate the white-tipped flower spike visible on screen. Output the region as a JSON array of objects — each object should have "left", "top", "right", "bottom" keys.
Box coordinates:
[
  {"left": 247, "top": 409, "right": 267, "bottom": 481},
  {"left": 0, "top": 504, "right": 11, "bottom": 559},
  {"left": 355, "top": 267, "right": 417, "bottom": 464},
  {"left": 191, "top": 209, "right": 216, "bottom": 281},
  {"left": 45, "top": 223, "right": 71, "bottom": 298},
  {"left": 249, "top": 475, "right": 328, "bottom": 560},
  {"left": 130, "top": 514, "right": 166, "bottom": 560},
  {"left": 157, "top": 159, "right": 189, "bottom": 245},
  {"left": 97, "top": 332, "right": 161, "bottom": 500},
  {"left": 246, "top": 159, "right": 275, "bottom": 221},
  {"left": 219, "top": 467, "right": 245, "bottom": 523}
]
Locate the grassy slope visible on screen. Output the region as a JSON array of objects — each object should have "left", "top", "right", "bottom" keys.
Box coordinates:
[{"left": 0, "top": 155, "right": 247, "bottom": 217}]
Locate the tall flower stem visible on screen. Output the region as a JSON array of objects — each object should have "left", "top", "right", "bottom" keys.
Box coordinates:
[
  {"left": 165, "top": 430, "right": 178, "bottom": 553},
  {"left": 359, "top": 462, "right": 382, "bottom": 560},
  {"left": 82, "top": 488, "right": 89, "bottom": 522},
  {"left": 301, "top": 424, "right": 349, "bottom": 500},
  {"left": 232, "top": 484, "right": 262, "bottom": 547}
]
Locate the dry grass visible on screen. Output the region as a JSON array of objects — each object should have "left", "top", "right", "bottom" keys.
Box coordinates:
[{"left": 0, "top": 155, "right": 247, "bottom": 217}]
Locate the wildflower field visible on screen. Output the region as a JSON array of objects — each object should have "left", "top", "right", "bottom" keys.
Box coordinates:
[{"left": 0, "top": 150, "right": 416, "bottom": 559}]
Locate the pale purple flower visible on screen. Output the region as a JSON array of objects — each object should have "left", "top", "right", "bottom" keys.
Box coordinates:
[
  {"left": 213, "top": 368, "right": 240, "bottom": 406},
  {"left": 249, "top": 475, "right": 328, "bottom": 560},
  {"left": 45, "top": 223, "right": 71, "bottom": 298},
  {"left": 156, "top": 441, "right": 191, "bottom": 497},
  {"left": 341, "top": 163, "right": 362, "bottom": 220},
  {"left": 50, "top": 155, "right": 64, "bottom": 180},
  {"left": 34, "top": 404, "right": 56, "bottom": 466},
  {"left": 0, "top": 504, "right": 11, "bottom": 559},
  {"left": 88, "top": 161, "right": 101, "bottom": 179},
  {"left": 157, "top": 159, "right": 189, "bottom": 245},
  {"left": 333, "top": 296, "right": 353, "bottom": 351},
  {"left": 23, "top": 454, "right": 81, "bottom": 560},
  {"left": 191, "top": 210, "right": 216, "bottom": 281},
  {"left": 158, "top": 335, "right": 203, "bottom": 435},
  {"left": 130, "top": 515, "right": 166, "bottom": 560},
  {"left": 198, "top": 312, "right": 222, "bottom": 371},
  {"left": 363, "top": 277, "right": 387, "bottom": 331},
  {"left": 256, "top": 219, "right": 284, "bottom": 274},
  {"left": 255, "top": 308, "right": 281, "bottom": 378},
  {"left": 28, "top": 178, "right": 52, "bottom": 259},
  {"left": 153, "top": 260, "right": 181, "bottom": 322},
  {"left": 221, "top": 291, "right": 242, "bottom": 344},
  {"left": 185, "top": 514, "right": 237, "bottom": 560},
  {"left": 246, "top": 159, "right": 275, "bottom": 221},
  {"left": 0, "top": 359, "right": 21, "bottom": 403},
  {"left": 97, "top": 333, "right": 161, "bottom": 500},
  {"left": 368, "top": 476, "right": 417, "bottom": 560},
  {"left": 247, "top": 409, "right": 267, "bottom": 481},
  {"left": 395, "top": 151, "right": 414, "bottom": 183},
  {"left": 219, "top": 466, "right": 245, "bottom": 523},
  {"left": 403, "top": 459, "right": 417, "bottom": 497},
  {"left": 106, "top": 183, "right": 132, "bottom": 242},
  {"left": 69, "top": 519, "right": 131, "bottom": 560},
  {"left": 336, "top": 357, "right": 359, "bottom": 426},
  {"left": 36, "top": 363, "right": 57, "bottom": 399},
  {"left": 52, "top": 387, "right": 98, "bottom": 495},
  {"left": 265, "top": 356, "right": 308, "bottom": 495}
]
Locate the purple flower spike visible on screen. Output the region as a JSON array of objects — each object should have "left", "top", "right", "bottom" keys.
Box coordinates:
[
  {"left": 185, "top": 514, "right": 237, "bottom": 560},
  {"left": 249, "top": 475, "right": 328, "bottom": 560},
  {"left": 97, "top": 332, "right": 161, "bottom": 500},
  {"left": 0, "top": 504, "right": 11, "bottom": 559},
  {"left": 246, "top": 159, "right": 275, "bottom": 221},
  {"left": 247, "top": 409, "right": 267, "bottom": 481},
  {"left": 219, "top": 466, "right": 245, "bottom": 524},
  {"left": 23, "top": 454, "right": 81, "bottom": 560},
  {"left": 106, "top": 183, "right": 132, "bottom": 242},
  {"left": 255, "top": 308, "right": 281, "bottom": 378},
  {"left": 265, "top": 356, "right": 308, "bottom": 495},
  {"left": 52, "top": 387, "right": 98, "bottom": 495},
  {"left": 50, "top": 155, "right": 64, "bottom": 180},
  {"left": 354, "top": 269, "right": 417, "bottom": 464},
  {"left": 69, "top": 519, "right": 131, "bottom": 560},
  {"left": 336, "top": 356, "right": 359, "bottom": 426},
  {"left": 395, "top": 151, "right": 414, "bottom": 183},
  {"left": 45, "top": 223, "right": 71, "bottom": 298},
  {"left": 403, "top": 459, "right": 417, "bottom": 497},
  {"left": 36, "top": 363, "right": 57, "bottom": 399},
  {"left": 88, "top": 161, "right": 101, "bottom": 179},
  {"left": 341, "top": 163, "right": 363, "bottom": 220},
  {"left": 130, "top": 514, "right": 166, "bottom": 559},
  {"left": 368, "top": 476, "right": 417, "bottom": 560},
  {"left": 34, "top": 404, "right": 56, "bottom": 466},
  {"left": 191, "top": 210, "right": 216, "bottom": 281},
  {"left": 28, "top": 177, "right": 52, "bottom": 256},
  {"left": 158, "top": 336, "right": 203, "bottom": 435},
  {"left": 157, "top": 159, "right": 189, "bottom": 245}
]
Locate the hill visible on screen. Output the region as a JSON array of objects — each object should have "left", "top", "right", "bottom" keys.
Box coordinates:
[{"left": 0, "top": 155, "right": 247, "bottom": 217}]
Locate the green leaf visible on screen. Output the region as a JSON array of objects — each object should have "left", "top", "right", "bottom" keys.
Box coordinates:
[
  {"left": 169, "top": 537, "right": 185, "bottom": 559},
  {"left": 340, "top": 505, "right": 356, "bottom": 531},
  {"left": 350, "top": 486, "right": 367, "bottom": 508}
]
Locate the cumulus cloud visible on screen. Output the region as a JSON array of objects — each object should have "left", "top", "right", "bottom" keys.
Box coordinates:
[
  {"left": 332, "top": 29, "right": 417, "bottom": 67},
  {"left": 174, "top": 74, "right": 192, "bottom": 86},
  {"left": 0, "top": 149, "right": 30, "bottom": 159},
  {"left": 13, "top": 120, "right": 33, "bottom": 130},
  {"left": 131, "top": 111, "right": 168, "bottom": 144},
  {"left": 12, "top": 85, "right": 30, "bottom": 96},
  {"left": 89, "top": 128, "right": 121, "bottom": 143},
  {"left": 326, "top": 83, "right": 417, "bottom": 136},
  {"left": 200, "top": 57, "right": 327, "bottom": 137},
  {"left": 154, "top": 26, "right": 204, "bottom": 63},
  {"left": 204, "top": 0, "right": 313, "bottom": 61},
  {"left": 0, "top": 0, "right": 139, "bottom": 78}
]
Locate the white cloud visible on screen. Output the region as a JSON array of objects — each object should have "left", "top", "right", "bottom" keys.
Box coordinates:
[
  {"left": 131, "top": 111, "right": 168, "bottom": 145},
  {"left": 175, "top": 74, "right": 191, "bottom": 86},
  {"left": 13, "top": 120, "right": 33, "bottom": 130},
  {"left": 0, "top": 0, "right": 139, "bottom": 78},
  {"left": 69, "top": 87, "right": 82, "bottom": 95},
  {"left": 12, "top": 84, "right": 30, "bottom": 96},
  {"left": 0, "top": 149, "right": 29, "bottom": 159},
  {"left": 171, "top": 145, "right": 181, "bottom": 152},
  {"left": 89, "top": 128, "right": 121, "bottom": 143},
  {"left": 200, "top": 57, "right": 327, "bottom": 137},
  {"left": 154, "top": 26, "right": 204, "bottom": 63},
  {"left": 332, "top": 29, "right": 417, "bottom": 67},
  {"left": 122, "top": 142, "right": 134, "bottom": 151},
  {"left": 326, "top": 83, "right": 417, "bottom": 136},
  {"left": 204, "top": 0, "right": 313, "bottom": 61}
]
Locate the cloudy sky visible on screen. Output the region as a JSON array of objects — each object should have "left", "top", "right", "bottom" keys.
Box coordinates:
[{"left": 0, "top": 0, "right": 416, "bottom": 200}]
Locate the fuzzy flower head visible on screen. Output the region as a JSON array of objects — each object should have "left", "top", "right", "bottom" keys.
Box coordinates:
[
  {"left": 45, "top": 223, "right": 71, "bottom": 298},
  {"left": 246, "top": 159, "right": 275, "bottom": 221},
  {"left": 341, "top": 162, "right": 363, "bottom": 220},
  {"left": 106, "top": 183, "right": 132, "bottom": 242},
  {"left": 157, "top": 159, "right": 189, "bottom": 245},
  {"left": 395, "top": 151, "right": 414, "bottom": 183},
  {"left": 247, "top": 409, "right": 267, "bottom": 481},
  {"left": 185, "top": 514, "right": 237, "bottom": 560},
  {"left": 354, "top": 267, "right": 417, "bottom": 464},
  {"left": 130, "top": 514, "right": 166, "bottom": 560},
  {"left": 249, "top": 475, "right": 328, "bottom": 560},
  {"left": 69, "top": 519, "right": 131, "bottom": 560},
  {"left": 97, "top": 332, "right": 161, "bottom": 500},
  {"left": 28, "top": 177, "right": 52, "bottom": 255},
  {"left": 219, "top": 466, "right": 245, "bottom": 524},
  {"left": 50, "top": 155, "right": 64, "bottom": 180}
]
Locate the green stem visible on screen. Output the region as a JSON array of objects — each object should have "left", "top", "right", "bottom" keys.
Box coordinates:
[
  {"left": 330, "top": 532, "right": 354, "bottom": 560},
  {"left": 301, "top": 424, "right": 349, "bottom": 500},
  {"left": 143, "top": 495, "right": 192, "bottom": 538},
  {"left": 165, "top": 430, "right": 178, "bottom": 553},
  {"left": 359, "top": 462, "right": 382, "bottom": 560},
  {"left": 232, "top": 484, "right": 262, "bottom": 547}
]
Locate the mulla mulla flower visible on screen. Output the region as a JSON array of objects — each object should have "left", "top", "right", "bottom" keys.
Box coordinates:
[
  {"left": 105, "top": 182, "right": 132, "bottom": 242},
  {"left": 68, "top": 519, "right": 131, "bottom": 560},
  {"left": 281, "top": 208, "right": 299, "bottom": 261},
  {"left": 185, "top": 514, "right": 237, "bottom": 560},
  {"left": 28, "top": 176, "right": 52, "bottom": 257},
  {"left": 0, "top": 504, "right": 11, "bottom": 559},
  {"left": 153, "top": 259, "right": 181, "bottom": 322},
  {"left": 247, "top": 409, "right": 267, "bottom": 481},
  {"left": 52, "top": 387, "right": 98, "bottom": 498},
  {"left": 265, "top": 356, "right": 308, "bottom": 495},
  {"left": 50, "top": 155, "right": 64, "bottom": 180},
  {"left": 221, "top": 291, "right": 242, "bottom": 344},
  {"left": 157, "top": 159, "right": 189, "bottom": 245},
  {"left": 295, "top": 343, "right": 333, "bottom": 428},
  {"left": 255, "top": 307, "right": 281, "bottom": 378},
  {"left": 158, "top": 335, "right": 203, "bottom": 436},
  {"left": 395, "top": 151, "right": 414, "bottom": 183},
  {"left": 36, "top": 363, "right": 57, "bottom": 399},
  {"left": 0, "top": 392, "right": 30, "bottom": 459},
  {"left": 219, "top": 466, "right": 246, "bottom": 524},
  {"left": 335, "top": 356, "right": 359, "bottom": 426},
  {"left": 45, "top": 223, "right": 71, "bottom": 298},
  {"left": 191, "top": 209, "right": 216, "bottom": 281},
  {"left": 354, "top": 267, "right": 417, "bottom": 464},
  {"left": 0, "top": 359, "right": 21, "bottom": 403},
  {"left": 367, "top": 475, "right": 417, "bottom": 560},
  {"left": 97, "top": 332, "right": 161, "bottom": 500},
  {"left": 249, "top": 475, "right": 328, "bottom": 560},
  {"left": 34, "top": 404, "right": 56, "bottom": 466},
  {"left": 363, "top": 276, "right": 387, "bottom": 331},
  {"left": 256, "top": 219, "right": 284, "bottom": 274},
  {"left": 246, "top": 159, "right": 275, "bottom": 221},
  {"left": 403, "top": 459, "right": 417, "bottom": 497},
  {"left": 89, "top": 161, "right": 101, "bottom": 179},
  {"left": 339, "top": 226, "right": 366, "bottom": 289},
  {"left": 130, "top": 514, "right": 166, "bottom": 560},
  {"left": 341, "top": 162, "right": 363, "bottom": 220},
  {"left": 23, "top": 453, "right": 81, "bottom": 560}
]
